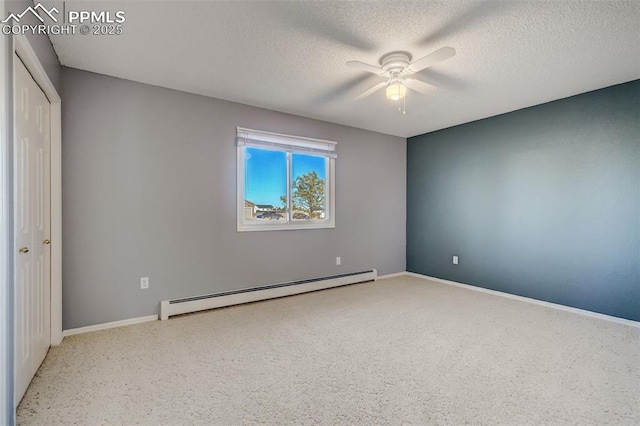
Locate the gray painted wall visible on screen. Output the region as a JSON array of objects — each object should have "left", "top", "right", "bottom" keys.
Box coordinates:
[
  {"left": 3, "top": 1, "right": 59, "bottom": 422},
  {"left": 407, "top": 80, "right": 640, "bottom": 321},
  {"left": 60, "top": 67, "right": 406, "bottom": 330}
]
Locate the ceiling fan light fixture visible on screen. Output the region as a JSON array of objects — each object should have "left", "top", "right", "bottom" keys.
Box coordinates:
[{"left": 386, "top": 82, "right": 406, "bottom": 101}]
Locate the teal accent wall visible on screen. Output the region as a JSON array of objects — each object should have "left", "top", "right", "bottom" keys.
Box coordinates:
[{"left": 407, "top": 80, "right": 640, "bottom": 321}]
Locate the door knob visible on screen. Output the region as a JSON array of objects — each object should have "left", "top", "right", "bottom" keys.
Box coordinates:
[
  {"left": 43, "top": 239, "right": 50, "bottom": 245},
  {"left": 19, "top": 247, "right": 29, "bottom": 253}
]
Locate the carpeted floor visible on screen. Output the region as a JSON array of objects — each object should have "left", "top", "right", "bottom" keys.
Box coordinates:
[{"left": 17, "top": 275, "right": 640, "bottom": 425}]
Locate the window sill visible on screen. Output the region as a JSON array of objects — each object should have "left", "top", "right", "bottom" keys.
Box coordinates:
[{"left": 237, "top": 221, "right": 335, "bottom": 232}]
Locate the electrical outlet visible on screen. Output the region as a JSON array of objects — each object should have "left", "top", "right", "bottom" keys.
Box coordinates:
[
  {"left": 140, "top": 277, "right": 149, "bottom": 289},
  {"left": 336, "top": 256, "right": 341, "bottom": 265},
  {"left": 453, "top": 256, "right": 459, "bottom": 265}
]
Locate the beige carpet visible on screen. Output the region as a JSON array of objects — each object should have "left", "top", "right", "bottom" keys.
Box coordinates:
[{"left": 17, "top": 275, "right": 640, "bottom": 425}]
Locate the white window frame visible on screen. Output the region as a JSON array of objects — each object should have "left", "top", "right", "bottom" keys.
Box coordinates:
[{"left": 236, "top": 127, "right": 336, "bottom": 232}]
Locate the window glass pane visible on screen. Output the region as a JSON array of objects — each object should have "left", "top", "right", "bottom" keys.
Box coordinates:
[
  {"left": 244, "top": 147, "right": 287, "bottom": 221},
  {"left": 291, "top": 153, "right": 327, "bottom": 220}
]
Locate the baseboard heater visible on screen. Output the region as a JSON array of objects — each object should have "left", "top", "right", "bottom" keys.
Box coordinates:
[{"left": 160, "top": 269, "right": 377, "bottom": 320}]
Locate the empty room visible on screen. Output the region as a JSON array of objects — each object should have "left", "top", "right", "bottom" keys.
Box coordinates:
[{"left": 1, "top": 0, "right": 639, "bottom": 424}]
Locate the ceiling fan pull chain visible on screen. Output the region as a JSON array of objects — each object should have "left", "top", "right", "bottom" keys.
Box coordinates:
[{"left": 398, "top": 92, "right": 406, "bottom": 115}]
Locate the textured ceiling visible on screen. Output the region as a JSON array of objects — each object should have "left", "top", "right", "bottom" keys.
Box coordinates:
[{"left": 43, "top": 0, "right": 640, "bottom": 138}]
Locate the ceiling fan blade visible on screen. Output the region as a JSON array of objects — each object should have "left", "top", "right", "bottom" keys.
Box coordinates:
[
  {"left": 404, "top": 78, "right": 438, "bottom": 95},
  {"left": 406, "top": 47, "right": 456, "bottom": 74},
  {"left": 346, "top": 61, "right": 386, "bottom": 76},
  {"left": 354, "top": 81, "right": 388, "bottom": 100}
]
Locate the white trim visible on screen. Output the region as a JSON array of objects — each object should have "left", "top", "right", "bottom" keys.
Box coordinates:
[
  {"left": 404, "top": 272, "right": 426, "bottom": 279},
  {"left": 375, "top": 272, "right": 407, "bottom": 280},
  {"left": 0, "top": 0, "right": 11, "bottom": 420},
  {"left": 404, "top": 272, "right": 640, "bottom": 329},
  {"left": 62, "top": 315, "right": 159, "bottom": 337},
  {"left": 13, "top": 34, "right": 63, "bottom": 346}
]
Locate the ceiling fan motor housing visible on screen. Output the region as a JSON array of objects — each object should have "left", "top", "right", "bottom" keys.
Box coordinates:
[{"left": 380, "top": 51, "right": 413, "bottom": 73}]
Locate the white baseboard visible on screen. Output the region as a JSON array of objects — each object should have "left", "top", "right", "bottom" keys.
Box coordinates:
[
  {"left": 403, "top": 272, "right": 640, "bottom": 329},
  {"left": 376, "top": 271, "right": 407, "bottom": 280},
  {"left": 61, "top": 272, "right": 639, "bottom": 338},
  {"left": 62, "top": 315, "right": 159, "bottom": 338}
]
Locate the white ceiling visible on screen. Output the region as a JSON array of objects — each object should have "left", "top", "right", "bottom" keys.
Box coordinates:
[{"left": 44, "top": 0, "right": 640, "bottom": 138}]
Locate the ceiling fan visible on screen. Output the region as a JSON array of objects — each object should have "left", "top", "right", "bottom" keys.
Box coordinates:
[{"left": 346, "top": 47, "right": 456, "bottom": 101}]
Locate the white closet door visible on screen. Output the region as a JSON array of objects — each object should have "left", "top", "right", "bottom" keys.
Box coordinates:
[{"left": 14, "top": 53, "right": 51, "bottom": 404}]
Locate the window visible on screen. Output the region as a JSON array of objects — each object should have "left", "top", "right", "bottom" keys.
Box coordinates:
[{"left": 237, "top": 127, "right": 336, "bottom": 231}]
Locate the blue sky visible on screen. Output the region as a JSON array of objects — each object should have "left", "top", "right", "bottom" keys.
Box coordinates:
[{"left": 245, "top": 147, "right": 326, "bottom": 206}]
